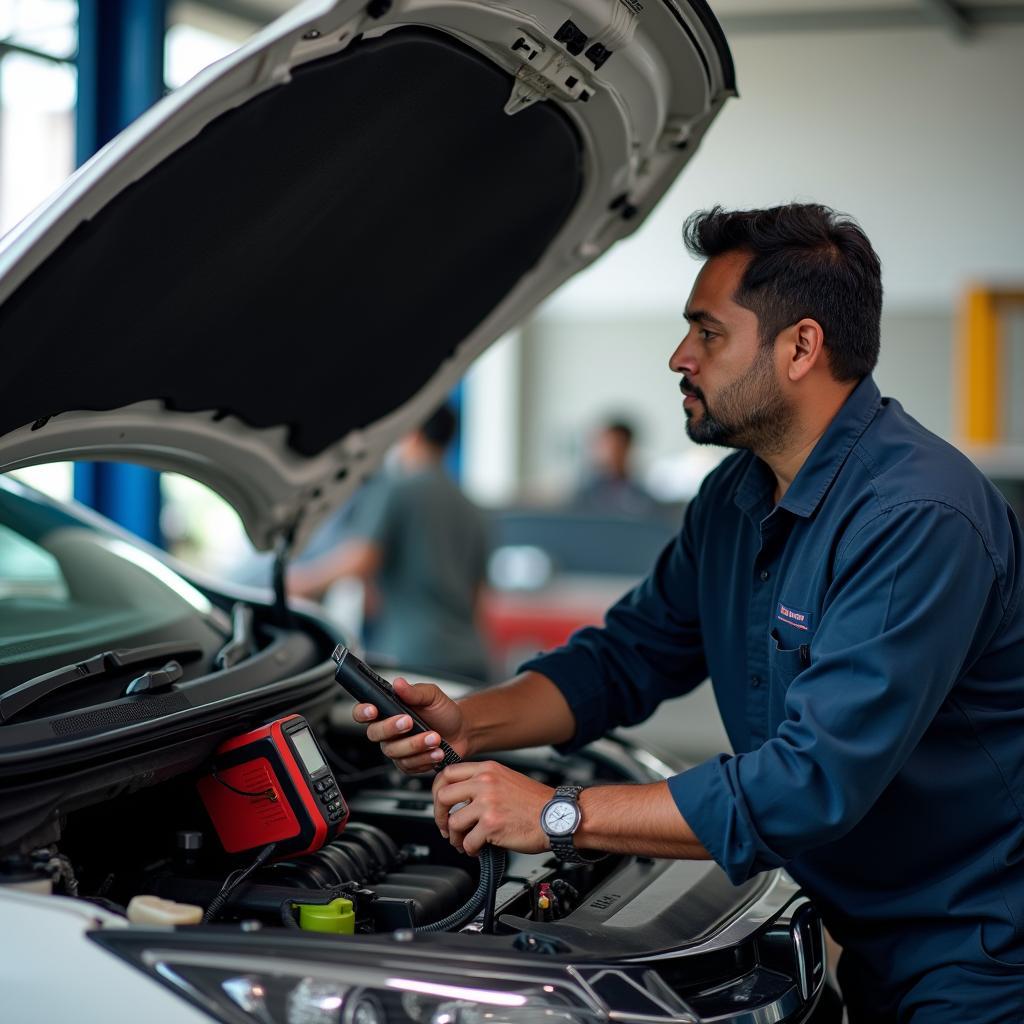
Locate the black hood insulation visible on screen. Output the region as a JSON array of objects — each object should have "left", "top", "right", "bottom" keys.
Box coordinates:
[{"left": 0, "top": 28, "right": 583, "bottom": 456}]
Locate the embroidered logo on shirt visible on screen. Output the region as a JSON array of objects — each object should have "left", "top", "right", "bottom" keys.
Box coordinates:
[{"left": 776, "top": 602, "right": 812, "bottom": 631}]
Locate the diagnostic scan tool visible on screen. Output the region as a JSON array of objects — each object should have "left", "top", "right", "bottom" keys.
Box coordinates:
[{"left": 198, "top": 714, "right": 348, "bottom": 858}]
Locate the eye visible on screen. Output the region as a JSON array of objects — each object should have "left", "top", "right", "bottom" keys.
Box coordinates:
[{"left": 697, "top": 328, "right": 717, "bottom": 342}]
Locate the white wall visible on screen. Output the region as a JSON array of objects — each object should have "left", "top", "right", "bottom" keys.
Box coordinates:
[
  {"left": 488, "top": 23, "right": 1024, "bottom": 497},
  {"left": 542, "top": 22, "right": 1024, "bottom": 319}
]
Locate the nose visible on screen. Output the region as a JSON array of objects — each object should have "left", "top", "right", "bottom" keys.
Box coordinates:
[{"left": 669, "top": 331, "right": 697, "bottom": 376}]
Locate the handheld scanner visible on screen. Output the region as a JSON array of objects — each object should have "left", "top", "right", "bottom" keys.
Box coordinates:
[
  {"left": 197, "top": 714, "right": 348, "bottom": 857},
  {"left": 332, "top": 645, "right": 461, "bottom": 771}
]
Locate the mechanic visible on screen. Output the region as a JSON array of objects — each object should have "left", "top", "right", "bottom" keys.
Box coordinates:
[{"left": 353, "top": 205, "right": 1024, "bottom": 1022}]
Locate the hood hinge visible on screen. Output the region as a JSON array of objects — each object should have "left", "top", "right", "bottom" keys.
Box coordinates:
[{"left": 504, "top": 29, "right": 595, "bottom": 115}]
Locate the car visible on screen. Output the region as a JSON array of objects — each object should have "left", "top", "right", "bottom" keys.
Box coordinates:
[
  {"left": 0, "top": 0, "right": 833, "bottom": 1021},
  {"left": 483, "top": 507, "right": 682, "bottom": 675}
]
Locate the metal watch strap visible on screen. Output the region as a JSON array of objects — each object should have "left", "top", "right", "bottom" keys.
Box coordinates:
[{"left": 548, "top": 785, "right": 606, "bottom": 864}]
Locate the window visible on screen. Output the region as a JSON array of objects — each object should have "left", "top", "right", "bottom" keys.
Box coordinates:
[
  {"left": 0, "top": 477, "right": 225, "bottom": 698},
  {"left": 0, "top": 0, "right": 76, "bottom": 235}
]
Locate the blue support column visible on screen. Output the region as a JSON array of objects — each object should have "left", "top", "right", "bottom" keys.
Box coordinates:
[
  {"left": 444, "top": 381, "right": 464, "bottom": 482},
  {"left": 74, "top": 0, "right": 166, "bottom": 545}
]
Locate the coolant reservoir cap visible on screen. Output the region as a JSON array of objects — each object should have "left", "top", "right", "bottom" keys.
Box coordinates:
[{"left": 297, "top": 897, "right": 355, "bottom": 934}]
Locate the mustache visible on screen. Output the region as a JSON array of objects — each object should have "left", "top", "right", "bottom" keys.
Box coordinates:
[{"left": 679, "top": 376, "right": 706, "bottom": 404}]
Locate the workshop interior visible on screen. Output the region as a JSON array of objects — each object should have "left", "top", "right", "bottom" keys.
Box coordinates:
[{"left": 1, "top": 1, "right": 1023, "bottom": 1023}]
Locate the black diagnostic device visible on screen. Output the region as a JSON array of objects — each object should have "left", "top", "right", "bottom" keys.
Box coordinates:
[
  {"left": 332, "top": 645, "right": 509, "bottom": 935},
  {"left": 331, "top": 645, "right": 461, "bottom": 770}
]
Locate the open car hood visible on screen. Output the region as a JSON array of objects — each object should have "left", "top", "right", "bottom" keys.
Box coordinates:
[{"left": 0, "top": 0, "right": 733, "bottom": 553}]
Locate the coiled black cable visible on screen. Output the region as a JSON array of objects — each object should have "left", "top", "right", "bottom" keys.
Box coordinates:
[
  {"left": 415, "top": 845, "right": 505, "bottom": 933},
  {"left": 395, "top": 739, "right": 506, "bottom": 934},
  {"left": 203, "top": 843, "right": 277, "bottom": 923}
]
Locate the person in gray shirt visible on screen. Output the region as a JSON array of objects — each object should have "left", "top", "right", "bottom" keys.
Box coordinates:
[{"left": 288, "top": 404, "right": 490, "bottom": 681}]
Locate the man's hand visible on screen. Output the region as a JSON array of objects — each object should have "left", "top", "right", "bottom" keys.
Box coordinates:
[
  {"left": 352, "top": 677, "right": 469, "bottom": 773},
  {"left": 433, "top": 761, "right": 554, "bottom": 857}
]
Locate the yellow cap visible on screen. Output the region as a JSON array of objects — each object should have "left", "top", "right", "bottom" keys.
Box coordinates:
[{"left": 296, "top": 897, "right": 356, "bottom": 934}]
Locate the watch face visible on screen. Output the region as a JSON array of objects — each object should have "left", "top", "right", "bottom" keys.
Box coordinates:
[{"left": 543, "top": 800, "right": 579, "bottom": 835}]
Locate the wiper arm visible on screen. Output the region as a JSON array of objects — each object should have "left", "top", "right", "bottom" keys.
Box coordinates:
[
  {"left": 124, "top": 660, "right": 185, "bottom": 696},
  {"left": 214, "top": 602, "right": 256, "bottom": 670},
  {"left": 0, "top": 641, "right": 202, "bottom": 723}
]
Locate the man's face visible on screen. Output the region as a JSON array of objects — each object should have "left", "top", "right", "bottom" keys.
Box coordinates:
[
  {"left": 592, "top": 428, "right": 630, "bottom": 478},
  {"left": 669, "top": 251, "right": 792, "bottom": 454}
]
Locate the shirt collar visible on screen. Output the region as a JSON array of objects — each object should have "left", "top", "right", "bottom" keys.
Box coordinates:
[
  {"left": 733, "top": 453, "right": 775, "bottom": 520},
  {"left": 733, "top": 374, "right": 882, "bottom": 520}
]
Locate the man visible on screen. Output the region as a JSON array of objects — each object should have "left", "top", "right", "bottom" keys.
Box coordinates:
[
  {"left": 353, "top": 205, "right": 1024, "bottom": 1021},
  {"left": 571, "top": 417, "right": 660, "bottom": 517},
  {"left": 290, "top": 403, "right": 491, "bottom": 681}
]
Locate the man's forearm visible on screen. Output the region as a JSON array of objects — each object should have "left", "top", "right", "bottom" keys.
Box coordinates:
[
  {"left": 287, "top": 539, "right": 381, "bottom": 599},
  {"left": 577, "top": 781, "right": 710, "bottom": 860},
  {"left": 458, "top": 671, "right": 577, "bottom": 755},
  {"left": 432, "top": 766, "right": 711, "bottom": 861}
]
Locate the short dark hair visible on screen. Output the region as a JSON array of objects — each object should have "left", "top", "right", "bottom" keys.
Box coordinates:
[
  {"left": 602, "top": 418, "right": 635, "bottom": 444},
  {"left": 682, "top": 204, "right": 882, "bottom": 381},
  {"left": 420, "top": 403, "right": 457, "bottom": 448}
]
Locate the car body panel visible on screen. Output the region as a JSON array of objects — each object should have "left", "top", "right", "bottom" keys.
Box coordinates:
[{"left": 0, "top": 890, "right": 208, "bottom": 1024}]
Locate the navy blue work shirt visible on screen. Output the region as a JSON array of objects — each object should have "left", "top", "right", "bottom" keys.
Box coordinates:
[{"left": 522, "top": 376, "right": 1024, "bottom": 1005}]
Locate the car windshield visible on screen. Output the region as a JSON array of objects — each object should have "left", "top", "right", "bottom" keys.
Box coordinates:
[{"left": 0, "top": 475, "right": 226, "bottom": 706}]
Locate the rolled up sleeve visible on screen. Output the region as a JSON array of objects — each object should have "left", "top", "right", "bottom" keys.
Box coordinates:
[
  {"left": 669, "top": 500, "right": 1003, "bottom": 884},
  {"left": 520, "top": 504, "right": 708, "bottom": 752}
]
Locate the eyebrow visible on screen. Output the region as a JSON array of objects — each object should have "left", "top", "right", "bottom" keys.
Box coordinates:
[{"left": 684, "top": 308, "right": 727, "bottom": 330}]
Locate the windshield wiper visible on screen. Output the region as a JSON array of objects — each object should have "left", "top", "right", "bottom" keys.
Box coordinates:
[{"left": 0, "top": 641, "right": 203, "bottom": 723}]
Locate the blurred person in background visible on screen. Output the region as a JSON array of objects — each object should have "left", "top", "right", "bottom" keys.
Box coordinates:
[
  {"left": 571, "top": 417, "right": 660, "bottom": 517},
  {"left": 288, "top": 404, "right": 491, "bottom": 681}
]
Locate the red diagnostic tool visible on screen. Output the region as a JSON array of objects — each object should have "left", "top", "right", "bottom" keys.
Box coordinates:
[{"left": 197, "top": 714, "right": 348, "bottom": 858}]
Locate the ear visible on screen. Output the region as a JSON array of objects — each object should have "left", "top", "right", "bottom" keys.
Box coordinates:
[{"left": 785, "top": 318, "right": 826, "bottom": 382}]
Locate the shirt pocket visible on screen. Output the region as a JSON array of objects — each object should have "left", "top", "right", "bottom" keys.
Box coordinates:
[{"left": 770, "top": 626, "right": 811, "bottom": 716}]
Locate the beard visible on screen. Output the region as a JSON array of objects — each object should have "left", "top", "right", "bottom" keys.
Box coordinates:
[{"left": 682, "top": 345, "right": 793, "bottom": 454}]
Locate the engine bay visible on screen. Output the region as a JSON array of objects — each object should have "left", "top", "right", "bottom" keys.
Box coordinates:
[
  {"left": 0, "top": 597, "right": 756, "bottom": 959},
  {"left": 0, "top": 705, "right": 653, "bottom": 947}
]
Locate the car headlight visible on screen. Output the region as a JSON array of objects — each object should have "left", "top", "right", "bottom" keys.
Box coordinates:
[
  {"left": 89, "top": 933, "right": 604, "bottom": 1024},
  {"left": 87, "top": 884, "right": 825, "bottom": 1024}
]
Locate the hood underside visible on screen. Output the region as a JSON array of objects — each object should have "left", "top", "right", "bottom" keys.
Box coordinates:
[
  {"left": 2, "top": 28, "right": 582, "bottom": 459},
  {"left": 0, "top": 0, "right": 733, "bottom": 551}
]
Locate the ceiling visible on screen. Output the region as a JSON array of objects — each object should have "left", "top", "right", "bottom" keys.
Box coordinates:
[{"left": 179, "top": 0, "right": 1024, "bottom": 38}]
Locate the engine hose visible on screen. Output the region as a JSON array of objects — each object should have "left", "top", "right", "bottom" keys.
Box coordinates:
[
  {"left": 415, "top": 845, "right": 505, "bottom": 934},
  {"left": 281, "top": 901, "right": 301, "bottom": 928}
]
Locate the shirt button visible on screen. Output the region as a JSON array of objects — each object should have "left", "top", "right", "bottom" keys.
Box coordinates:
[
  {"left": 760, "top": 570, "right": 770, "bottom": 581},
  {"left": 751, "top": 675, "right": 761, "bottom": 688}
]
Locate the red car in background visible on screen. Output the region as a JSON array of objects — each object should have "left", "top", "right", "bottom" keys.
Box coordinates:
[{"left": 481, "top": 508, "right": 682, "bottom": 675}]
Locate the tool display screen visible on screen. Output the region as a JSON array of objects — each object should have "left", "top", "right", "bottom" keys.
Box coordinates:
[{"left": 291, "top": 727, "right": 327, "bottom": 775}]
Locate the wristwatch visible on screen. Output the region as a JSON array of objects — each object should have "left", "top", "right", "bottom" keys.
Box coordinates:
[{"left": 539, "top": 784, "right": 606, "bottom": 863}]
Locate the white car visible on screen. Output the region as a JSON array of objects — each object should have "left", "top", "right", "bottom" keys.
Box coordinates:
[{"left": 0, "top": 1, "right": 832, "bottom": 1021}]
